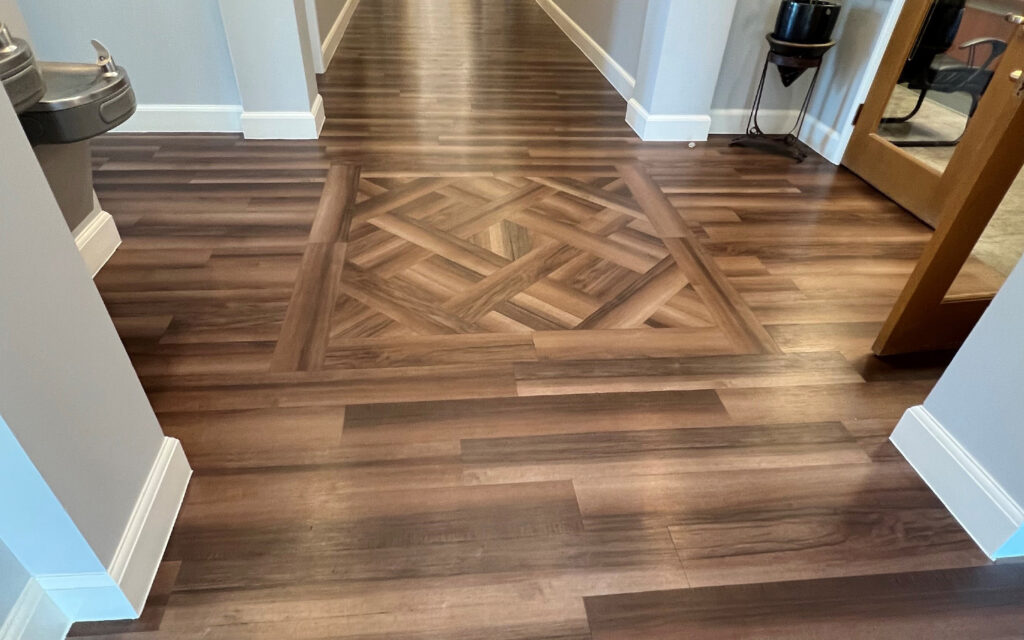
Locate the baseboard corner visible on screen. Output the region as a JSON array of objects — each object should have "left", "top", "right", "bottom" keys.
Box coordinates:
[
  {"left": 73, "top": 208, "right": 121, "bottom": 278},
  {"left": 108, "top": 437, "right": 192, "bottom": 615},
  {"left": 891, "top": 405, "right": 1024, "bottom": 559},
  {"left": 626, "top": 99, "right": 710, "bottom": 142},
  {"left": 241, "top": 94, "right": 325, "bottom": 140}
]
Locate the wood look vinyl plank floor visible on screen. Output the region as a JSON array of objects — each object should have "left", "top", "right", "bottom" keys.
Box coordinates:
[{"left": 74, "top": 0, "right": 1011, "bottom": 637}]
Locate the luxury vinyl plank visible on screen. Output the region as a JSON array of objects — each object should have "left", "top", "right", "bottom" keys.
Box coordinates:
[
  {"left": 514, "top": 351, "right": 864, "bottom": 396},
  {"left": 585, "top": 564, "right": 1024, "bottom": 640},
  {"left": 170, "top": 479, "right": 583, "bottom": 557},
  {"left": 172, "top": 526, "right": 683, "bottom": 592},
  {"left": 716, "top": 380, "right": 934, "bottom": 424},
  {"left": 531, "top": 177, "right": 645, "bottom": 219},
  {"left": 323, "top": 332, "right": 536, "bottom": 369},
  {"left": 443, "top": 243, "right": 582, "bottom": 322},
  {"left": 157, "top": 406, "right": 346, "bottom": 470},
  {"left": 510, "top": 208, "right": 659, "bottom": 273},
  {"left": 128, "top": 342, "right": 276, "bottom": 376},
  {"left": 342, "top": 389, "right": 731, "bottom": 444},
  {"left": 842, "top": 418, "right": 904, "bottom": 461},
  {"left": 531, "top": 326, "right": 738, "bottom": 359},
  {"left": 136, "top": 570, "right": 687, "bottom": 640},
  {"left": 460, "top": 421, "right": 870, "bottom": 485},
  {"left": 577, "top": 461, "right": 987, "bottom": 586},
  {"left": 350, "top": 177, "right": 452, "bottom": 225},
  {"left": 340, "top": 264, "right": 484, "bottom": 335},
  {"left": 144, "top": 362, "right": 518, "bottom": 411},
  {"left": 576, "top": 257, "right": 688, "bottom": 330},
  {"left": 270, "top": 165, "right": 360, "bottom": 371}
]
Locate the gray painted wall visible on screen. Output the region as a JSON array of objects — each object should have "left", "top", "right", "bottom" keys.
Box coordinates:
[
  {"left": 553, "top": 0, "right": 649, "bottom": 78},
  {"left": 316, "top": 0, "right": 347, "bottom": 42},
  {"left": 0, "top": 88, "right": 166, "bottom": 568},
  {"left": 18, "top": 0, "right": 240, "bottom": 106},
  {"left": 925, "top": 260, "right": 1024, "bottom": 503},
  {"left": 805, "top": 0, "right": 900, "bottom": 159},
  {"left": 712, "top": 0, "right": 811, "bottom": 115}
]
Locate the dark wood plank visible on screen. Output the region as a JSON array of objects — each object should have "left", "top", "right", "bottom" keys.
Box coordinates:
[
  {"left": 270, "top": 164, "right": 360, "bottom": 371},
  {"left": 585, "top": 564, "right": 1024, "bottom": 640}
]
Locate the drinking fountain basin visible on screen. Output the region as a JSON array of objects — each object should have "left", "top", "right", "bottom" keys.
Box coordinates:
[
  {"left": 0, "top": 23, "right": 45, "bottom": 114},
  {"left": 20, "top": 41, "right": 135, "bottom": 145}
]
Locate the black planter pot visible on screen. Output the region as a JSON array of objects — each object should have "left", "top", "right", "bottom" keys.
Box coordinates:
[
  {"left": 772, "top": 0, "right": 841, "bottom": 86},
  {"left": 774, "top": 0, "right": 841, "bottom": 44}
]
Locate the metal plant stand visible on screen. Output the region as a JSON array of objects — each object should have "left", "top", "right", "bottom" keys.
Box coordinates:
[{"left": 730, "top": 35, "right": 835, "bottom": 163}]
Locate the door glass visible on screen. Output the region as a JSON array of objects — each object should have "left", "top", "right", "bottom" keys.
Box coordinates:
[
  {"left": 946, "top": 162, "right": 1024, "bottom": 299},
  {"left": 877, "top": 0, "right": 1020, "bottom": 172}
]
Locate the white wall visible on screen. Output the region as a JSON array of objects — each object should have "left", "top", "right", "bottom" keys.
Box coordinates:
[
  {"left": 552, "top": 0, "right": 649, "bottom": 79},
  {"left": 892, "top": 259, "right": 1024, "bottom": 559}
]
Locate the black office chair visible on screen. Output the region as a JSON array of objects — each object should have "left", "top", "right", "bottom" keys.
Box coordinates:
[{"left": 882, "top": 0, "right": 1007, "bottom": 147}]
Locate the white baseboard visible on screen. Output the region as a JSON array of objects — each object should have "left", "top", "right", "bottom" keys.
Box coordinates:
[
  {"left": 317, "top": 0, "right": 360, "bottom": 73},
  {"left": 241, "top": 93, "right": 325, "bottom": 140},
  {"left": 709, "top": 108, "right": 799, "bottom": 135},
  {"left": 626, "top": 98, "right": 710, "bottom": 142},
  {"left": 801, "top": 114, "right": 844, "bottom": 165},
  {"left": 708, "top": 108, "right": 843, "bottom": 164},
  {"left": 535, "top": 0, "right": 635, "bottom": 99},
  {"left": 114, "top": 104, "right": 243, "bottom": 133},
  {"left": 73, "top": 208, "right": 121, "bottom": 278},
  {"left": 109, "top": 437, "right": 192, "bottom": 616},
  {"left": 891, "top": 405, "right": 1024, "bottom": 559},
  {"left": 34, "top": 437, "right": 192, "bottom": 622},
  {"left": 0, "top": 580, "right": 70, "bottom": 640}
]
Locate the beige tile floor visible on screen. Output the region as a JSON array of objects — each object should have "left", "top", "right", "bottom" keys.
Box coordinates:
[{"left": 879, "top": 85, "right": 1024, "bottom": 278}]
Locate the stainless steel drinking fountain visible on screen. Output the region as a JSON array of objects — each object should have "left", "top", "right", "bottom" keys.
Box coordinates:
[
  {"left": 2, "top": 25, "right": 136, "bottom": 272},
  {"left": 0, "top": 23, "right": 45, "bottom": 113},
  {"left": 20, "top": 40, "right": 135, "bottom": 145}
]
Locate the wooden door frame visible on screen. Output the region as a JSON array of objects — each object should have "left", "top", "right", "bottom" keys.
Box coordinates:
[
  {"left": 874, "top": 30, "right": 1024, "bottom": 355},
  {"left": 844, "top": 0, "right": 1023, "bottom": 228},
  {"left": 844, "top": 0, "right": 943, "bottom": 225}
]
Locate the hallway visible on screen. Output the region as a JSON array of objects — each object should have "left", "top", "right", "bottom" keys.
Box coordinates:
[{"left": 71, "top": 0, "right": 1023, "bottom": 637}]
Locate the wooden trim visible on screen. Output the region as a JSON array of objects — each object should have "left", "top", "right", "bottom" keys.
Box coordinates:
[
  {"left": 843, "top": 0, "right": 943, "bottom": 225},
  {"left": 874, "top": 30, "right": 1024, "bottom": 354},
  {"left": 270, "top": 164, "right": 361, "bottom": 371}
]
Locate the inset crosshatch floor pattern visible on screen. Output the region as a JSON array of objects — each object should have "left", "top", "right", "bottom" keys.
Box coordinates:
[
  {"left": 71, "top": 0, "right": 1024, "bottom": 635},
  {"left": 269, "top": 163, "right": 780, "bottom": 375}
]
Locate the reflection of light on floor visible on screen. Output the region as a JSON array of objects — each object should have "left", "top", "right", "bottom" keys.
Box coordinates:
[{"left": 409, "top": 0, "right": 475, "bottom": 148}]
